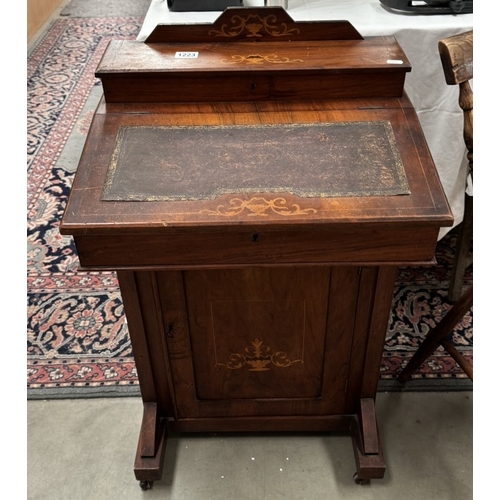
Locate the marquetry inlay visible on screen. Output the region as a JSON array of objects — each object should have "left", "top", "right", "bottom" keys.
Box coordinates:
[
  {"left": 222, "top": 54, "right": 304, "bottom": 65},
  {"left": 220, "top": 338, "right": 303, "bottom": 371},
  {"left": 199, "top": 197, "right": 317, "bottom": 217},
  {"left": 208, "top": 13, "right": 301, "bottom": 39}
]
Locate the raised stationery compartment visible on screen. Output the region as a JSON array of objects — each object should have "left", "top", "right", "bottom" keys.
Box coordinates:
[{"left": 96, "top": 7, "right": 411, "bottom": 102}]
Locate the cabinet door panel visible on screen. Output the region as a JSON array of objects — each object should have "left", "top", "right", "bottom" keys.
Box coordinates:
[
  {"left": 185, "top": 267, "right": 328, "bottom": 400},
  {"left": 157, "top": 267, "right": 358, "bottom": 419}
]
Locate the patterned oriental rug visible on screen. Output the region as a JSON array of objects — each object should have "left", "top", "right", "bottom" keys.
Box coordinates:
[{"left": 27, "top": 17, "right": 473, "bottom": 399}]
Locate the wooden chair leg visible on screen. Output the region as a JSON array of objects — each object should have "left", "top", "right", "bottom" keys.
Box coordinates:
[
  {"left": 398, "top": 286, "right": 473, "bottom": 383},
  {"left": 449, "top": 194, "right": 473, "bottom": 302}
]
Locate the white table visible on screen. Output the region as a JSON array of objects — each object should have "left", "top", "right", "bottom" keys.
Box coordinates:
[{"left": 137, "top": 0, "right": 473, "bottom": 237}]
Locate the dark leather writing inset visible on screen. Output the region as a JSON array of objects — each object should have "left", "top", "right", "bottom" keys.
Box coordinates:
[{"left": 102, "top": 122, "right": 410, "bottom": 202}]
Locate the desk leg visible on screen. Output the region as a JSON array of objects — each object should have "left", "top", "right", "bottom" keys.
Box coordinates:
[
  {"left": 118, "top": 271, "right": 172, "bottom": 489},
  {"left": 134, "top": 402, "right": 168, "bottom": 490},
  {"left": 350, "top": 398, "right": 385, "bottom": 484}
]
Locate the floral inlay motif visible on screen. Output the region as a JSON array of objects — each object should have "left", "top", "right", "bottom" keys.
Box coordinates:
[
  {"left": 208, "top": 14, "right": 300, "bottom": 38},
  {"left": 200, "top": 197, "right": 317, "bottom": 217},
  {"left": 222, "top": 54, "right": 304, "bottom": 65},
  {"left": 221, "top": 338, "right": 302, "bottom": 371}
]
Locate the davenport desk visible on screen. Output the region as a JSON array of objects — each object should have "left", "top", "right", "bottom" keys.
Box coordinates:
[{"left": 60, "top": 7, "right": 453, "bottom": 489}]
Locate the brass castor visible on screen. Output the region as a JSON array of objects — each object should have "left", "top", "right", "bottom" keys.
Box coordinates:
[
  {"left": 353, "top": 472, "right": 370, "bottom": 485},
  {"left": 139, "top": 480, "right": 153, "bottom": 490}
]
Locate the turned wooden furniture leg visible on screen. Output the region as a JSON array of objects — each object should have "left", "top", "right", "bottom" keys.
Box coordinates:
[
  {"left": 351, "top": 398, "right": 385, "bottom": 484},
  {"left": 134, "top": 402, "right": 168, "bottom": 490},
  {"left": 398, "top": 285, "right": 473, "bottom": 383}
]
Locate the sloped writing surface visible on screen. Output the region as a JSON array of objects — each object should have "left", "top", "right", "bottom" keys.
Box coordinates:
[{"left": 102, "top": 122, "right": 410, "bottom": 202}]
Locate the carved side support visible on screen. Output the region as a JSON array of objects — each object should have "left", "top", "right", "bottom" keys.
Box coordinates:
[
  {"left": 350, "top": 398, "right": 385, "bottom": 483},
  {"left": 134, "top": 402, "right": 168, "bottom": 484},
  {"left": 118, "top": 271, "right": 172, "bottom": 488}
]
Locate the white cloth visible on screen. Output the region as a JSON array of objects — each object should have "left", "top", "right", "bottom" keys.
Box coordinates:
[{"left": 137, "top": 0, "right": 473, "bottom": 237}]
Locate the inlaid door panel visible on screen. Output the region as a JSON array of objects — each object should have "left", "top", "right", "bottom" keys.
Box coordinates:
[
  {"left": 184, "top": 267, "right": 329, "bottom": 400},
  {"left": 157, "top": 266, "right": 359, "bottom": 419}
]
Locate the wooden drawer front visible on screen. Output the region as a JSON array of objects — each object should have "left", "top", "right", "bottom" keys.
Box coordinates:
[{"left": 74, "top": 225, "right": 438, "bottom": 269}]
